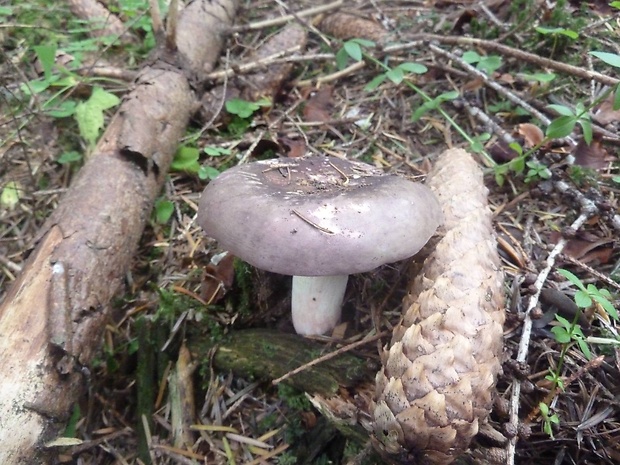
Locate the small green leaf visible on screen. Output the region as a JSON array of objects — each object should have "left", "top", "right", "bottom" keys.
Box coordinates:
[
  {"left": 204, "top": 146, "right": 230, "bottom": 157},
  {"left": 590, "top": 51, "right": 620, "bottom": 68},
  {"left": 57, "top": 151, "right": 82, "bottom": 164},
  {"left": 386, "top": 67, "right": 404, "bottom": 84},
  {"left": 546, "top": 115, "right": 576, "bottom": 139},
  {"left": 88, "top": 86, "right": 120, "bottom": 111},
  {"left": 495, "top": 172, "right": 505, "bottom": 186},
  {"left": 578, "top": 119, "right": 593, "bottom": 145},
  {"left": 33, "top": 44, "right": 57, "bottom": 80},
  {"left": 576, "top": 338, "right": 592, "bottom": 360},
  {"left": 171, "top": 146, "right": 200, "bottom": 172},
  {"left": 592, "top": 294, "right": 618, "bottom": 320},
  {"left": 508, "top": 142, "right": 523, "bottom": 156},
  {"left": 0, "top": 181, "right": 21, "bottom": 210},
  {"left": 225, "top": 98, "right": 260, "bottom": 118},
  {"left": 551, "top": 326, "right": 571, "bottom": 343},
  {"left": 335, "top": 47, "right": 349, "bottom": 70},
  {"left": 198, "top": 165, "right": 220, "bottom": 180},
  {"left": 62, "top": 404, "right": 81, "bottom": 438},
  {"left": 547, "top": 104, "right": 574, "bottom": 117},
  {"left": 611, "top": 1, "right": 620, "bottom": 8},
  {"left": 397, "top": 62, "right": 427, "bottom": 74},
  {"left": 555, "top": 314, "right": 572, "bottom": 331},
  {"left": 539, "top": 402, "right": 550, "bottom": 417},
  {"left": 343, "top": 41, "right": 362, "bottom": 61},
  {"left": 351, "top": 38, "right": 375, "bottom": 48},
  {"left": 75, "top": 101, "right": 103, "bottom": 147},
  {"left": 411, "top": 90, "right": 459, "bottom": 122},
  {"left": 510, "top": 156, "right": 525, "bottom": 174},
  {"left": 462, "top": 50, "right": 481, "bottom": 64},
  {"left": 74, "top": 87, "right": 120, "bottom": 147},
  {"left": 557, "top": 269, "right": 586, "bottom": 290},
  {"left": 44, "top": 99, "right": 77, "bottom": 118},
  {"left": 536, "top": 27, "right": 578, "bottom": 39},
  {"left": 613, "top": 85, "right": 620, "bottom": 110},
  {"left": 477, "top": 55, "right": 502, "bottom": 75},
  {"left": 520, "top": 72, "right": 556, "bottom": 83},
  {"left": 154, "top": 199, "right": 174, "bottom": 224},
  {"left": 364, "top": 74, "right": 387, "bottom": 92},
  {"left": 575, "top": 290, "right": 593, "bottom": 308},
  {"left": 22, "top": 78, "right": 52, "bottom": 95}
]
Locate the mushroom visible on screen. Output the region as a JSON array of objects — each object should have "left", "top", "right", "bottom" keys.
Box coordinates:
[{"left": 197, "top": 156, "right": 442, "bottom": 335}]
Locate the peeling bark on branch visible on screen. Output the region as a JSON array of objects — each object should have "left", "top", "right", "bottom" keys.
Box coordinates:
[
  {"left": 373, "top": 148, "right": 505, "bottom": 465},
  {"left": 0, "top": 1, "right": 237, "bottom": 463}
]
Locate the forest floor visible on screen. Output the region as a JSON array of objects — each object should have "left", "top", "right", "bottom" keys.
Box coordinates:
[{"left": 1, "top": 0, "right": 620, "bottom": 464}]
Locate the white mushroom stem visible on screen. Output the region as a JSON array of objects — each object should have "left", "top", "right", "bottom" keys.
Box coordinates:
[{"left": 291, "top": 275, "right": 349, "bottom": 336}]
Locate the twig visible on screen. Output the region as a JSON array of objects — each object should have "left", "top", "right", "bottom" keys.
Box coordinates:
[
  {"left": 455, "top": 98, "right": 516, "bottom": 147},
  {"left": 296, "top": 60, "right": 365, "bottom": 87},
  {"left": 204, "top": 46, "right": 306, "bottom": 82},
  {"left": 526, "top": 355, "right": 605, "bottom": 422},
  {"left": 561, "top": 254, "right": 620, "bottom": 293},
  {"left": 416, "top": 34, "right": 619, "bottom": 87},
  {"left": 229, "top": 0, "right": 344, "bottom": 32},
  {"left": 272, "top": 331, "right": 387, "bottom": 385},
  {"left": 429, "top": 44, "right": 556, "bottom": 128},
  {"left": 291, "top": 209, "right": 336, "bottom": 235},
  {"left": 148, "top": 0, "right": 164, "bottom": 38},
  {"left": 506, "top": 208, "right": 593, "bottom": 465},
  {"left": 165, "top": 0, "right": 179, "bottom": 51}
]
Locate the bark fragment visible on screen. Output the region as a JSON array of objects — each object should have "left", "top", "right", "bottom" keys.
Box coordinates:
[
  {"left": 199, "top": 22, "right": 307, "bottom": 123},
  {"left": 68, "top": 0, "right": 131, "bottom": 41},
  {"left": 372, "top": 148, "right": 505, "bottom": 465}
]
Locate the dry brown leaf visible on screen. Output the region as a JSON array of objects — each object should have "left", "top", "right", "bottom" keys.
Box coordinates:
[
  {"left": 278, "top": 137, "right": 308, "bottom": 158},
  {"left": 200, "top": 252, "right": 235, "bottom": 304},
  {"left": 302, "top": 85, "right": 334, "bottom": 123},
  {"left": 593, "top": 94, "right": 620, "bottom": 126},
  {"left": 517, "top": 123, "right": 544, "bottom": 148},
  {"left": 550, "top": 231, "right": 614, "bottom": 265},
  {"left": 572, "top": 135, "right": 612, "bottom": 170},
  {"left": 317, "top": 12, "right": 388, "bottom": 42},
  {"left": 372, "top": 148, "right": 505, "bottom": 465}
]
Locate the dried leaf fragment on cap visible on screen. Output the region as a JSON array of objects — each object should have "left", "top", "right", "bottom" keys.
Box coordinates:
[{"left": 373, "top": 148, "right": 505, "bottom": 465}]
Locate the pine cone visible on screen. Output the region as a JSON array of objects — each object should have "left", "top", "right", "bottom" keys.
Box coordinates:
[{"left": 372, "top": 148, "right": 505, "bottom": 464}]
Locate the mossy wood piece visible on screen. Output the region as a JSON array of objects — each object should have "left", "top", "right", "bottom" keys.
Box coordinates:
[{"left": 191, "top": 329, "right": 377, "bottom": 396}]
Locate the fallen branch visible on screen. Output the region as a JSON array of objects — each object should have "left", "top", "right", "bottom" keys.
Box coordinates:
[
  {"left": 415, "top": 34, "right": 619, "bottom": 87},
  {"left": 0, "top": 1, "right": 237, "bottom": 462},
  {"left": 505, "top": 203, "right": 595, "bottom": 465}
]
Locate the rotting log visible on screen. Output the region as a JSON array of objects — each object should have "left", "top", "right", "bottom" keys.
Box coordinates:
[
  {"left": 190, "top": 329, "right": 378, "bottom": 397},
  {"left": 0, "top": 1, "right": 237, "bottom": 462}
]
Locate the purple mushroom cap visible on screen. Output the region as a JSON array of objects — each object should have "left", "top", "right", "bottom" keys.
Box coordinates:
[{"left": 198, "top": 156, "right": 442, "bottom": 276}]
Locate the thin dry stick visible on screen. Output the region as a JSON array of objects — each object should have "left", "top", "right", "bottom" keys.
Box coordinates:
[
  {"left": 147, "top": 0, "right": 164, "bottom": 37},
  {"left": 296, "top": 60, "right": 365, "bottom": 87},
  {"left": 291, "top": 209, "right": 336, "bottom": 235},
  {"left": 165, "top": 0, "right": 179, "bottom": 51},
  {"left": 229, "top": 0, "right": 344, "bottom": 32},
  {"left": 506, "top": 209, "right": 594, "bottom": 465},
  {"left": 204, "top": 46, "right": 306, "bottom": 82},
  {"left": 272, "top": 331, "right": 388, "bottom": 385},
  {"left": 561, "top": 255, "right": 620, "bottom": 293},
  {"left": 429, "top": 44, "right": 554, "bottom": 127},
  {"left": 417, "top": 34, "right": 619, "bottom": 87}
]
